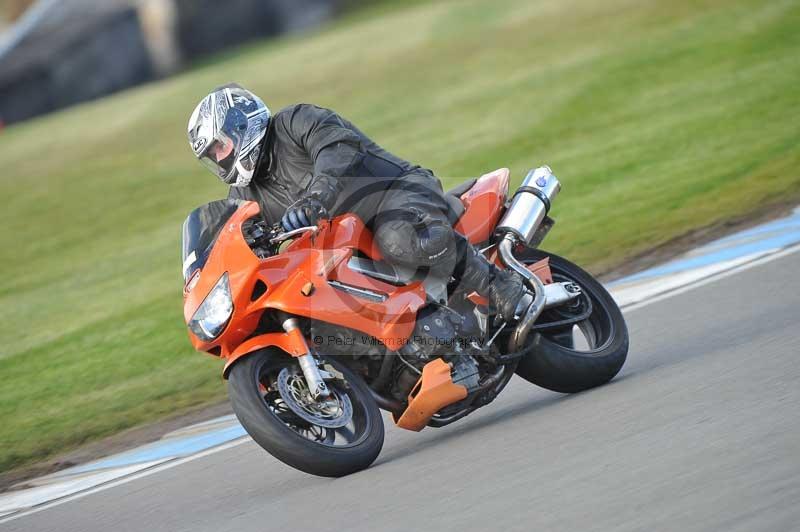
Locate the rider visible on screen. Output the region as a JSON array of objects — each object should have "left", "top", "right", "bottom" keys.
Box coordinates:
[{"left": 187, "top": 83, "right": 530, "bottom": 322}]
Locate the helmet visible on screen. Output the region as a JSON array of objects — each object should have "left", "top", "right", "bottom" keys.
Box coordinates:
[{"left": 187, "top": 83, "right": 270, "bottom": 187}]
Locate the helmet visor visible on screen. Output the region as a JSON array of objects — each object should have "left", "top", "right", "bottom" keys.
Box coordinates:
[{"left": 197, "top": 108, "right": 248, "bottom": 183}]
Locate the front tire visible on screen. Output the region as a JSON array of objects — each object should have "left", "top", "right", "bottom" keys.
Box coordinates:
[
  {"left": 228, "top": 349, "right": 384, "bottom": 477},
  {"left": 513, "top": 249, "right": 629, "bottom": 393}
]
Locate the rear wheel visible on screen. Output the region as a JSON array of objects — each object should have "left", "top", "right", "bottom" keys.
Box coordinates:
[
  {"left": 513, "top": 249, "right": 629, "bottom": 393},
  {"left": 228, "top": 349, "right": 384, "bottom": 477}
]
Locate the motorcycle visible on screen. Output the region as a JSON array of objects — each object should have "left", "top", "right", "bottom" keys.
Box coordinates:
[{"left": 181, "top": 166, "right": 628, "bottom": 477}]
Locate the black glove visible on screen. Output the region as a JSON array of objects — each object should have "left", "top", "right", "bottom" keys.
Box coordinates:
[{"left": 281, "top": 196, "right": 328, "bottom": 231}]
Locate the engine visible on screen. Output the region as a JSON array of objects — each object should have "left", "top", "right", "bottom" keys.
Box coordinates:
[
  {"left": 391, "top": 305, "right": 484, "bottom": 400},
  {"left": 310, "top": 304, "right": 489, "bottom": 404}
]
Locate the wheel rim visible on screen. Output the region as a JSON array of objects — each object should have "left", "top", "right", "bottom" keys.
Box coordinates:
[{"left": 255, "top": 357, "right": 371, "bottom": 448}]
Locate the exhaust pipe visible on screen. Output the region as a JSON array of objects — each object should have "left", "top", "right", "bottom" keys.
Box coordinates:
[
  {"left": 496, "top": 166, "right": 561, "bottom": 351},
  {"left": 496, "top": 166, "right": 560, "bottom": 243},
  {"left": 498, "top": 234, "right": 546, "bottom": 351}
]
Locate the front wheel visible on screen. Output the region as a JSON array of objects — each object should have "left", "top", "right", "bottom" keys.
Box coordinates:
[
  {"left": 228, "top": 349, "right": 384, "bottom": 477},
  {"left": 513, "top": 249, "right": 629, "bottom": 393}
]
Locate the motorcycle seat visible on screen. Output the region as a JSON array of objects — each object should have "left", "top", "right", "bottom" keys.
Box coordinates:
[
  {"left": 446, "top": 178, "right": 478, "bottom": 198},
  {"left": 444, "top": 178, "right": 477, "bottom": 221}
]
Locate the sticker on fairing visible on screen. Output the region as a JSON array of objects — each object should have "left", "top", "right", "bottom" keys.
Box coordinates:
[
  {"left": 183, "top": 250, "right": 197, "bottom": 278},
  {"left": 193, "top": 137, "right": 207, "bottom": 154}
]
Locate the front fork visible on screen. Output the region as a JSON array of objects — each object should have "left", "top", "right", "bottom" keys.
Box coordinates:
[{"left": 281, "top": 317, "right": 331, "bottom": 399}]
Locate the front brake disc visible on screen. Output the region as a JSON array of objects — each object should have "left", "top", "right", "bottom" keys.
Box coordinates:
[{"left": 276, "top": 367, "right": 353, "bottom": 429}]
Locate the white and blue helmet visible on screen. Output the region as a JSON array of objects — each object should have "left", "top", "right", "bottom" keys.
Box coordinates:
[{"left": 187, "top": 83, "right": 270, "bottom": 187}]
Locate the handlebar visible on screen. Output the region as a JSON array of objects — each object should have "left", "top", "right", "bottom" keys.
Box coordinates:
[{"left": 269, "top": 225, "right": 319, "bottom": 245}]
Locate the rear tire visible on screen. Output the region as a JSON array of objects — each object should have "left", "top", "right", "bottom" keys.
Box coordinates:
[
  {"left": 513, "top": 249, "right": 629, "bottom": 393},
  {"left": 228, "top": 349, "right": 384, "bottom": 477}
]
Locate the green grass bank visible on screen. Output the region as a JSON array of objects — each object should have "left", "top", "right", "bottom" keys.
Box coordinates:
[{"left": 1, "top": 0, "right": 798, "bottom": 473}]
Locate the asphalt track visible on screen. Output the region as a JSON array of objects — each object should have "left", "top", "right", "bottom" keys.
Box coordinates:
[{"left": 6, "top": 249, "right": 800, "bottom": 532}]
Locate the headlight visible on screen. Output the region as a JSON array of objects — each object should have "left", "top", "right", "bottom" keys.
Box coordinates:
[{"left": 189, "top": 273, "right": 233, "bottom": 341}]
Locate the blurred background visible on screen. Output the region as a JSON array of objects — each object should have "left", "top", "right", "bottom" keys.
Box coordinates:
[
  {"left": 0, "top": 0, "right": 353, "bottom": 125},
  {"left": 0, "top": 0, "right": 798, "bottom": 480}
]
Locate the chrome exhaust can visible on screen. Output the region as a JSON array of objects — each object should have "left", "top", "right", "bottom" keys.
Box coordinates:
[{"left": 496, "top": 166, "right": 561, "bottom": 245}]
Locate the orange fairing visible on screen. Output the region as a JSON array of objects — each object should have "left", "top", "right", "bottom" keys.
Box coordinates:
[
  {"left": 393, "top": 358, "right": 468, "bottom": 431},
  {"left": 183, "top": 201, "right": 263, "bottom": 352},
  {"left": 222, "top": 328, "right": 310, "bottom": 377},
  {"left": 454, "top": 168, "right": 510, "bottom": 244},
  {"left": 182, "top": 201, "right": 427, "bottom": 371}
]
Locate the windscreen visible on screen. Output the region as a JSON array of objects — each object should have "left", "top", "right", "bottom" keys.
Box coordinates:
[{"left": 181, "top": 199, "right": 245, "bottom": 280}]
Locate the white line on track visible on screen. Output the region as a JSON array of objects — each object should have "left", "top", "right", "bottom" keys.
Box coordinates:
[
  {"left": 0, "top": 438, "right": 250, "bottom": 524},
  {"left": 619, "top": 244, "right": 800, "bottom": 313},
  {"left": 3, "top": 242, "right": 800, "bottom": 525}
]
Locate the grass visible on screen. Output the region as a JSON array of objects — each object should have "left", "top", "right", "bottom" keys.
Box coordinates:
[{"left": 1, "top": 0, "right": 799, "bottom": 474}]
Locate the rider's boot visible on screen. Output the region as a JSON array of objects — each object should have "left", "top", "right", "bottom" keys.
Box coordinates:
[{"left": 457, "top": 240, "right": 531, "bottom": 322}]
